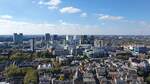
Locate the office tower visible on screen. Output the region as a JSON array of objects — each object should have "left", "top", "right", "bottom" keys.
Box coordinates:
[
  {"left": 53, "top": 34, "right": 58, "bottom": 41},
  {"left": 89, "top": 35, "right": 95, "bottom": 46},
  {"left": 65, "top": 35, "right": 73, "bottom": 40},
  {"left": 73, "top": 35, "right": 77, "bottom": 40},
  {"left": 94, "top": 39, "right": 104, "bottom": 47},
  {"left": 45, "top": 33, "right": 51, "bottom": 41},
  {"left": 13, "top": 33, "right": 23, "bottom": 44},
  {"left": 65, "top": 35, "right": 74, "bottom": 43},
  {"left": 30, "top": 38, "right": 35, "bottom": 52},
  {"left": 80, "top": 35, "right": 88, "bottom": 44},
  {"left": 66, "top": 35, "right": 69, "bottom": 41}
]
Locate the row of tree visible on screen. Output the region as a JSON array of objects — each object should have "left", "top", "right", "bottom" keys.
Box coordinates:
[
  {"left": 0, "top": 50, "right": 56, "bottom": 63},
  {"left": 4, "top": 65, "right": 38, "bottom": 84}
]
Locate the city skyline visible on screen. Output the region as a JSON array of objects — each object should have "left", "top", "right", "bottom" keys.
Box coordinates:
[{"left": 0, "top": 0, "right": 150, "bottom": 35}]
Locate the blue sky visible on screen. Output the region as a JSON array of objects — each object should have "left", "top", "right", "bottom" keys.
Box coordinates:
[{"left": 0, "top": 0, "right": 150, "bottom": 35}]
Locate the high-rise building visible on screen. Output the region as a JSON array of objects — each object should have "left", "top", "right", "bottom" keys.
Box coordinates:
[
  {"left": 65, "top": 35, "right": 74, "bottom": 45},
  {"left": 45, "top": 33, "right": 51, "bottom": 41},
  {"left": 30, "top": 38, "right": 35, "bottom": 52},
  {"left": 73, "top": 35, "right": 77, "bottom": 40},
  {"left": 94, "top": 39, "right": 104, "bottom": 47},
  {"left": 52, "top": 34, "right": 58, "bottom": 41},
  {"left": 66, "top": 35, "right": 69, "bottom": 41},
  {"left": 80, "top": 35, "right": 88, "bottom": 44},
  {"left": 89, "top": 35, "right": 95, "bottom": 45},
  {"left": 13, "top": 33, "right": 23, "bottom": 44}
]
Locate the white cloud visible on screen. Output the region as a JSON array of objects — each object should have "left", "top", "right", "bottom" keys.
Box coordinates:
[
  {"left": 98, "top": 14, "right": 124, "bottom": 21},
  {"left": 0, "top": 15, "right": 13, "bottom": 19},
  {"left": 59, "top": 19, "right": 79, "bottom": 26},
  {"left": 38, "top": 0, "right": 61, "bottom": 10},
  {"left": 80, "top": 12, "right": 87, "bottom": 17},
  {"left": 60, "top": 7, "right": 81, "bottom": 14},
  {"left": 38, "top": 1, "right": 44, "bottom": 5},
  {"left": 0, "top": 18, "right": 101, "bottom": 35},
  {"left": 48, "top": 6, "right": 58, "bottom": 10},
  {"left": 49, "top": 0, "right": 61, "bottom": 6},
  {"left": 59, "top": 19, "right": 67, "bottom": 25}
]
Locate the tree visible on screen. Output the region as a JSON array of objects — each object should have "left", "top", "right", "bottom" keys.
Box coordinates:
[
  {"left": 10, "top": 52, "right": 31, "bottom": 61},
  {"left": 5, "top": 65, "right": 38, "bottom": 84},
  {"left": 0, "top": 56, "right": 8, "bottom": 63},
  {"left": 81, "top": 55, "right": 89, "bottom": 60},
  {"left": 24, "top": 69, "right": 38, "bottom": 84},
  {"left": 59, "top": 75, "right": 64, "bottom": 80},
  {"left": 4, "top": 65, "right": 25, "bottom": 78},
  {"left": 52, "top": 58, "right": 61, "bottom": 68},
  {"left": 36, "top": 51, "right": 54, "bottom": 58},
  {"left": 146, "top": 75, "right": 150, "bottom": 83},
  {"left": 49, "top": 67, "right": 61, "bottom": 74},
  {"left": 137, "top": 69, "right": 144, "bottom": 77}
]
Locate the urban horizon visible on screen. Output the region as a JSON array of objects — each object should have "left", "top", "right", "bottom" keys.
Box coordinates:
[
  {"left": 1, "top": 0, "right": 150, "bottom": 84},
  {"left": 2, "top": 33, "right": 150, "bottom": 36}
]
